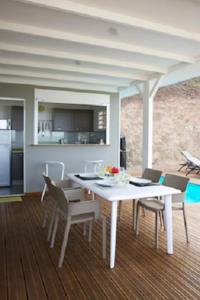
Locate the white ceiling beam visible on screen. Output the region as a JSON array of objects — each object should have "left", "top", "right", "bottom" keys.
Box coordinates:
[
  {"left": 0, "top": 57, "right": 147, "bottom": 81},
  {"left": 0, "top": 42, "right": 166, "bottom": 74},
  {"left": 15, "top": 0, "right": 200, "bottom": 43},
  {"left": 0, "top": 68, "right": 129, "bottom": 87},
  {"left": 0, "top": 75, "right": 117, "bottom": 92},
  {"left": 0, "top": 21, "right": 194, "bottom": 63},
  {"left": 149, "top": 76, "right": 164, "bottom": 98}
]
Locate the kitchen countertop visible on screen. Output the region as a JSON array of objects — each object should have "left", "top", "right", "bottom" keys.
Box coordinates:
[{"left": 31, "top": 144, "right": 110, "bottom": 147}]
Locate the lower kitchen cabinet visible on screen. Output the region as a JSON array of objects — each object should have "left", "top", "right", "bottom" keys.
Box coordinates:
[{"left": 11, "top": 152, "right": 23, "bottom": 182}]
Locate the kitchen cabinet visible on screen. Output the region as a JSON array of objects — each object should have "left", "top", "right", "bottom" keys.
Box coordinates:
[
  {"left": 11, "top": 152, "right": 23, "bottom": 182},
  {"left": 11, "top": 106, "right": 24, "bottom": 131},
  {"left": 74, "top": 110, "right": 93, "bottom": 131},
  {"left": 53, "top": 109, "right": 93, "bottom": 132},
  {"left": 53, "top": 109, "right": 74, "bottom": 131}
]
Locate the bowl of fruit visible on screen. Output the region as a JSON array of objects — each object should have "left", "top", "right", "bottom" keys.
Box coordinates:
[{"left": 105, "top": 166, "right": 120, "bottom": 176}]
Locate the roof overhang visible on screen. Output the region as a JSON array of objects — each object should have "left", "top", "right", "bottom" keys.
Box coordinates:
[{"left": 0, "top": 0, "right": 199, "bottom": 95}]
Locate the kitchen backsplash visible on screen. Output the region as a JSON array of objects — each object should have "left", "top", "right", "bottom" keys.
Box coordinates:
[{"left": 38, "top": 131, "right": 106, "bottom": 144}]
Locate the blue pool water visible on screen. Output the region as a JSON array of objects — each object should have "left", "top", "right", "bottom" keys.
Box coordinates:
[{"left": 160, "top": 177, "right": 200, "bottom": 204}]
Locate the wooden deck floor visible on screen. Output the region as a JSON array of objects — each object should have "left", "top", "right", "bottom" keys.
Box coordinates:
[{"left": 0, "top": 196, "right": 200, "bottom": 300}]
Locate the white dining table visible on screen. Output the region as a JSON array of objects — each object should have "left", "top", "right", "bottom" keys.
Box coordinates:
[{"left": 67, "top": 174, "right": 180, "bottom": 269}]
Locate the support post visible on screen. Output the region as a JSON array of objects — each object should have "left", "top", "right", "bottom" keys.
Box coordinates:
[
  {"left": 142, "top": 77, "right": 163, "bottom": 170},
  {"left": 142, "top": 81, "right": 153, "bottom": 169},
  {"left": 33, "top": 98, "right": 38, "bottom": 144}
]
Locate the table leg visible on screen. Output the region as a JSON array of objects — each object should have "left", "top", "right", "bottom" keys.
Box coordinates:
[
  {"left": 110, "top": 201, "right": 118, "bottom": 269},
  {"left": 164, "top": 194, "right": 173, "bottom": 254}
]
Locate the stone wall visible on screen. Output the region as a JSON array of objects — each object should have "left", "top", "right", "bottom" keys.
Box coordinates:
[{"left": 121, "top": 77, "right": 200, "bottom": 174}]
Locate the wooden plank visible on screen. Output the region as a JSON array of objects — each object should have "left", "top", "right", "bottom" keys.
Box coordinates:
[
  {"left": 0, "top": 205, "right": 8, "bottom": 300},
  {"left": 26, "top": 199, "right": 87, "bottom": 300},
  {"left": 5, "top": 203, "right": 28, "bottom": 300},
  {"left": 20, "top": 200, "right": 68, "bottom": 300},
  {"left": 2, "top": 196, "right": 200, "bottom": 300}
]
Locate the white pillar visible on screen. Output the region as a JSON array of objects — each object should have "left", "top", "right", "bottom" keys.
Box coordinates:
[
  {"left": 142, "top": 81, "right": 153, "bottom": 170},
  {"left": 142, "top": 77, "right": 163, "bottom": 170},
  {"left": 33, "top": 98, "right": 38, "bottom": 144},
  {"left": 118, "top": 97, "right": 121, "bottom": 168}
]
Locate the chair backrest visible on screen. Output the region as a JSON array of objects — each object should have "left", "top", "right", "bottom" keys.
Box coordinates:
[
  {"left": 84, "top": 160, "right": 104, "bottom": 173},
  {"left": 163, "top": 174, "right": 189, "bottom": 203},
  {"left": 142, "top": 168, "right": 162, "bottom": 183},
  {"left": 50, "top": 183, "right": 69, "bottom": 213},
  {"left": 43, "top": 173, "right": 56, "bottom": 194},
  {"left": 163, "top": 174, "right": 189, "bottom": 192}
]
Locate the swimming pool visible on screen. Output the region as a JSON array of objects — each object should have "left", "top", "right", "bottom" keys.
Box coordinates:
[
  {"left": 160, "top": 177, "right": 200, "bottom": 204},
  {"left": 185, "top": 182, "right": 200, "bottom": 203}
]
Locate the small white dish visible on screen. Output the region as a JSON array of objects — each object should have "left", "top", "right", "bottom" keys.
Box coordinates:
[
  {"left": 79, "top": 173, "right": 98, "bottom": 178},
  {"left": 129, "top": 176, "right": 152, "bottom": 184},
  {"left": 96, "top": 180, "right": 115, "bottom": 187}
]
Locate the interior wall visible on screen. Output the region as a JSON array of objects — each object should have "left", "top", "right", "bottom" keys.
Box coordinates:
[{"left": 0, "top": 83, "right": 120, "bottom": 192}]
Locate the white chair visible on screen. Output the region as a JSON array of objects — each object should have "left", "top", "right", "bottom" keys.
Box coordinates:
[
  {"left": 136, "top": 174, "right": 190, "bottom": 248},
  {"left": 50, "top": 181, "right": 106, "bottom": 267},
  {"left": 118, "top": 168, "right": 162, "bottom": 224},
  {"left": 42, "top": 174, "right": 81, "bottom": 242},
  {"left": 41, "top": 161, "right": 65, "bottom": 202},
  {"left": 84, "top": 160, "right": 104, "bottom": 173}
]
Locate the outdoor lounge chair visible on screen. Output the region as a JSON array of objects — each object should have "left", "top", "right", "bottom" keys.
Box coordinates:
[
  {"left": 185, "top": 156, "right": 200, "bottom": 176},
  {"left": 178, "top": 151, "right": 194, "bottom": 172}
]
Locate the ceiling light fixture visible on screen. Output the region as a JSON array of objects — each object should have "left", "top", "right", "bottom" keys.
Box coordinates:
[{"left": 108, "top": 27, "right": 118, "bottom": 36}]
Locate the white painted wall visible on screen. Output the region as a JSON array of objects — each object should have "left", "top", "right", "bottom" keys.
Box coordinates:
[{"left": 0, "top": 83, "right": 120, "bottom": 192}]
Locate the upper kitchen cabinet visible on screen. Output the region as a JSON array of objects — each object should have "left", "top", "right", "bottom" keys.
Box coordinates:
[
  {"left": 53, "top": 109, "right": 74, "bottom": 131},
  {"left": 11, "top": 106, "right": 24, "bottom": 131},
  {"left": 74, "top": 110, "right": 93, "bottom": 132},
  {"left": 53, "top": 108, "right": 93, "bottom": 132}
]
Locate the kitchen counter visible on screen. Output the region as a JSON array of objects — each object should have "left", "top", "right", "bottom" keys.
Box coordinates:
[{"left": 31, "top": 144, "right": 110, "bottom": 147}]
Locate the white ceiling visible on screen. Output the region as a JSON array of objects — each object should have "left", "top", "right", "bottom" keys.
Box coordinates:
[{"left": 0, "top": 0, "right": 200, "bottom": 93}]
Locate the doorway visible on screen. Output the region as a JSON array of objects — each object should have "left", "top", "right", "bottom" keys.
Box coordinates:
[{"left": 0, "top": 98, "right": 25, "bottom": 196}]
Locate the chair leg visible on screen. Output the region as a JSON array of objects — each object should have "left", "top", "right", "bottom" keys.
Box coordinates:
[
  {"left": 142, "top": 208, "right": 146, "bottom": 217},
  {"left": 50, "top": 214, "right": 59, "bottom": 248},
  {"left": 47, "top": 209, "right": 56, "bottom": 241},
  {"left": 183, "top": 204, "right": 189, "bottom": 243},
  {"left": 88, "top": 221, "right": 93, "bottom": 242},
  {"left": 102, "top": 215, "right": 106, "bottom": 259},
  {"left": 118, "top": 201, "right": 122, "bottom": 221},
  {"left": 136, "top": 204, "right": 141, "bottom": 235},
  {"left": 161, "top": 211, "right": 166, "bottom": 231},
  {"left": 58, "top": 220, "right": 71, "bottom": 268},
  {"left": 83, "top": 222, "right": 87, "bottom": 236},
  {"left": 41, "top": 184, "right": 47, "bottom": 202},
  {"left": 186, "top": 167, "right": 195, "bottom": 176},
  {"left": 42, "top": 211, "right": 48, "bottom": 228},
  {"left": 155, "top": 212, "right": 159, "bottom": 248},
  {"left": 132, "top": 199, "right": 138, "bottom": 230},
  {"left": 159, "top": 211, "right": 164, "bottom": 230},
  {"left": 178, "top": 163, "right": 187, "bottom": 172}
]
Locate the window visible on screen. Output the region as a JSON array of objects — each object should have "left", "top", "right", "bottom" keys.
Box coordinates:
[{"left": 97, "top": 110, "right": 107, "bottom": 130}]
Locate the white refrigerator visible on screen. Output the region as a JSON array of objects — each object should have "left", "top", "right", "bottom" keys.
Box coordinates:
[{"left": 0, "top": 130, "right": 12, "bottom": 186}]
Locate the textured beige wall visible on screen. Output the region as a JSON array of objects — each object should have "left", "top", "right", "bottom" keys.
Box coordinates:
[{"left": 121, "top": 78, "right": 200, "bottom": 174}]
